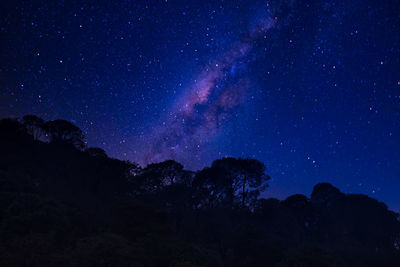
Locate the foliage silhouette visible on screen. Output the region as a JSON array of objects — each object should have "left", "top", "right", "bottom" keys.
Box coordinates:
[
  {"left": 22, "top": 115, "right": 46, "bottom": 141},
  {"left": 0, "top": 116, "right": 399, "bottom": 267},
  {"left": 44, "top": 119, "right": 86, "bottom": 150},
  {"left": 193, "top": 158, "right": 270, "bottom": 210}
]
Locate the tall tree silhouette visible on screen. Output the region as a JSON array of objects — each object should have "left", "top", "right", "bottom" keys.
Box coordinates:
[{"left": 194, "top": 157, "right": 270, "bottom": 209}]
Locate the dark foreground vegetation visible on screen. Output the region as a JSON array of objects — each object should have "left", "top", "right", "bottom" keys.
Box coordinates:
[{"left": 0, "top": 115, "right": 399, "bottom": 266}]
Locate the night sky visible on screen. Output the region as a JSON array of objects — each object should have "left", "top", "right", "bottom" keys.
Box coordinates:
[{"left": 1, "top": 1, "right": 400, "bottom": 210}]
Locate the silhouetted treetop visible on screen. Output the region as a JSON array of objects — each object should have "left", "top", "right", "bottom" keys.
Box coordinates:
[
  {"left": 282, "top": 194, "right": 310, "bottom": 208},
  {"left": 311, "top": 182, "right": 344, "bottom": 206},
  {"left": 44, "top": 119, "right": 86, "bottom": 149},
  {"left": 133, "top": 160, "right": 194, "bottom": 195},
  {"left": 193, "top": 157, "right": 270, "bottom": 209},
  {"left": 22, "top": 114, "right": 45, "bottom": 140}
]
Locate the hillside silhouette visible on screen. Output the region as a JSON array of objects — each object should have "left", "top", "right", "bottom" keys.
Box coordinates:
[{"left": 0, "top": 116, "right": 399, "bottom": 266}]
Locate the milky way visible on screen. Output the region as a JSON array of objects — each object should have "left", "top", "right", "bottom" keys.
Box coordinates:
[
  {"left": 2, "top": 0, "right": 400, "bottom": 210},
  {"left": 140, "top": 17, "right": 276, "bottom": 168}
]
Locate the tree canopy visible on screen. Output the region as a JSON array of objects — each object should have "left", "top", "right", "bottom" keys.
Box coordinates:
[
  {"left": 0, "top": 115, "right": 399, "bottom": 266},
  {"left": 44, "top": 119, "right": 86, "bottom": 149}
]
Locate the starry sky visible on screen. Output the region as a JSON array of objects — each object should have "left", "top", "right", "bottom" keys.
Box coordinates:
[{"left": 1, "top": 0, "right": 400, "bottom": 210}]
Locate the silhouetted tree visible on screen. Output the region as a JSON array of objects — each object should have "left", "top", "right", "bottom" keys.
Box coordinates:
[
  {"left": 311, "top": 182, "right": 344, "bottom": 207},
  {"left": 22, "top": 114, "right": 45, "bottom": 141},
  {"left": 194, "top": 157, "right": 270, "bottom": 209},
  {"left": 282, "top": 194, "right": 309, "bottom": 208},
  {"left": 44, "top": 119, "right": 86, "bottom": 149},
  {"left": 148, "top": 160, "right": 185, "bottom": 185},
  {"left": 134, "top": 160, "right": 191, "bottom": 195}
]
